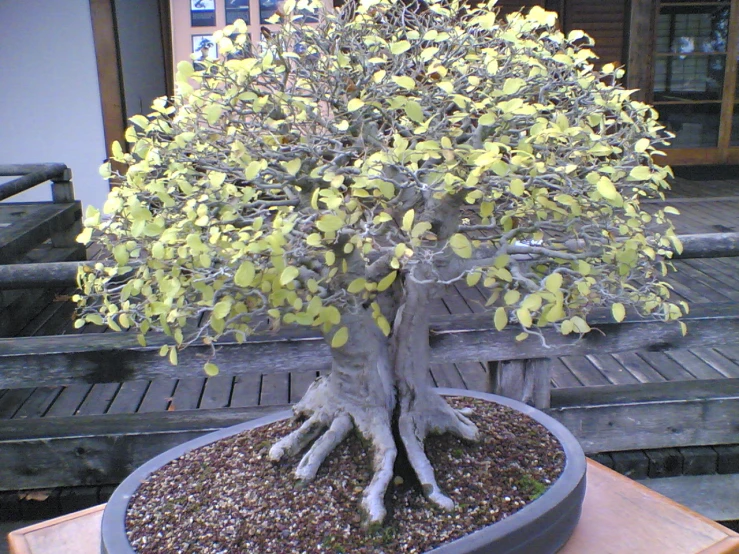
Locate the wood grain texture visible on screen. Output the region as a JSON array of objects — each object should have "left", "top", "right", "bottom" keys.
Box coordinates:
[
  {"left": 549, "top": 379, "right": 739, "bottom": 453},
  {"left": 0, "top": 303, "right": 736, "bottom": 390},
  {"left": 560, "top": 461, "right": 739, "bottom": 554},
  {"left": 7, "top": 504, "right": 104, "bottom": 554}
]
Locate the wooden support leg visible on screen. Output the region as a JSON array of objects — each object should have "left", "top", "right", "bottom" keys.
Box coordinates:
[
  {"left": 50, "top": 169, "right": 82, "bottom": 249},
  {"left": 487, "top": 358, "right": 552, "bottom": 409}
]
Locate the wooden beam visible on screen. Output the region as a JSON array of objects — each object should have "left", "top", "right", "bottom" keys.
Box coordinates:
[
  {"left": 673, "top": 233, "right": 739, "bottom": 259},
  {"left": 0, "top": 303, "right": 736, "bottom": 389},
  {"left": 0, "top": 405, "right": 290, "bottom": 491},
  {"left": 0, "top": 165, "right": 68, "bottom": 202},
  {"left": 625, "top": 0, "right": 656, "bottom": 102},
  {"left": 0, "top": 164, "right": 68, "bottom": 178},
  {"left": 547, "top": 379, "right": 739, "bottom": 453},
  {"left": 3, "top": 232, "right": 737, "bottom": 290},
  {"left": 89, "top": 0, "right": 126, "bottom": 160}
]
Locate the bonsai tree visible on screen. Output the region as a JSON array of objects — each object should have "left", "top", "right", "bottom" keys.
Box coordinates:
[{"left": 76, "top": 0, "right": 685, "bottom": 525}]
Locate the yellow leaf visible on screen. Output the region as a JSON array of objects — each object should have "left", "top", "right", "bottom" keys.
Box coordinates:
[
  {"left": 628, "top": 166, "right": 652, "bottom": 181},
  {"left": 205, "top": 104, "right": 222, "bottom": 125},
  {"left": 280, "top": 266, "right": 300, "bottom": 286},
  {"left": 663, "top": 206, "right": 680, "bottom": 215},
  {"left": 449, "top": 233, "right": 472, "bottom": 258},
  {"left": 466, "top": 272, "right": 481, "bottom": 287},
  {"left": 502, "top": 78, "right": 525, "bottom": 95},
  {"left": 612, "top": 302, "right": 626, "bottom": 323},
  {"left": 347, "top": 278, "right": 366, "bottom": 294},
  {"left": 509, "top": 178, "right": 525, "bottom": 196},
  {"left": 316, "top": 215, "right": 344, "bottom": 232},
  {"left": 634, "top": 138, "right": 650, "bottom": 153},
  {"left": 204, "top": 362, "right": 219, "bottom": 376},
  {"left": 390, "top": 40, "right": 411, "bottom": 55},
  {"left": 377, "top": 271, "right": 397, "bottom": 292},
  {"left": 517, "top": 307, "right": 532, "bottom": 328},
  {"left": 405, "top": 101, "right": 424, "bottom": 123},
  {"left": 392, "top": 76, "right": 416, "bottom": 90},
  {"left": 285, "top": 159, "right": 301, "bottom": 176},
  {"left": 504, "top": 289, "right": 521, "bottom": 305},
  {"left": 545, "top": 273, "right": 563, "bottom": 292},
  {"left": 347, "top": 98, "right": 365, "bottom": 112},
  {"left": 234, "top": 261, "right": 256, "bottom": 287},
  {"left": 402, "top": 209, "right": 415, "bottom": 232},
  {"left": 331, "top": 326, "right": 349, "bottom": 348},
  {"left": 494, "top": 307, "right": 508, "bottom": 331},
  {"left": 596, "top": 177, "right": 620, "bottom": 201}
]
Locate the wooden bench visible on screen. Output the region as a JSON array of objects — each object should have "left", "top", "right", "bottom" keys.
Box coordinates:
[
  {"left": 7, "top": 461, "right": 739, "bottom": 554},
  {"left": 0, "top": 164, "right": 85, "bottom": 336}
]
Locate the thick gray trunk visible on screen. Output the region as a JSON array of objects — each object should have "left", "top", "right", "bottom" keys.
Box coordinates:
[{"left": 270, "top": 272, "right": 478, "bottom": 523}]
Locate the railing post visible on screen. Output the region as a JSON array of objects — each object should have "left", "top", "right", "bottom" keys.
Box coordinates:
[
  {"left": 50, "top": 168, "right": 82, "bottom": 248},
  {"left": 487, "top": 358, "right": 552, "bottom": 409}
]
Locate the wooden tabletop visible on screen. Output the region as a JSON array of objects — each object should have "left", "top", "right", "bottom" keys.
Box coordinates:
[{"left": 7, "top": 460, "right": 739, "bottom": 554}]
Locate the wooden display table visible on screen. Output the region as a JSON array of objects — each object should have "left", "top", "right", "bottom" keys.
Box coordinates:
[{"left": 7, "top": 460, "right": 739, "bottom": 554}]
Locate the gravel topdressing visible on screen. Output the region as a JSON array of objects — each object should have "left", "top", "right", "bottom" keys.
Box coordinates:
[{"left": 126, "top": 398, "right": 565, "bottom": 553}]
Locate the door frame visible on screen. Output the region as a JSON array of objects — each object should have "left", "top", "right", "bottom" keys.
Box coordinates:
[
  {"left": 627, "top": 0, "right": 739, "bottom": 165},
  {"left": 89, "top": 0, "right": 174, "bottom": 160}
]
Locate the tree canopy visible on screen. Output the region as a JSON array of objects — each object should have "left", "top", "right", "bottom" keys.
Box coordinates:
[{"left": 76, "top": 0, "right": 686, "bottom": 371}]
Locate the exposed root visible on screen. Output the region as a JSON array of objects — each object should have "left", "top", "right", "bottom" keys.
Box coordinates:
[
  {"left": 268, "top": 376, "right": 397, "bottom": 525},
  {"left": 399, "top": 393, "right": 479, "bottom": 511}
]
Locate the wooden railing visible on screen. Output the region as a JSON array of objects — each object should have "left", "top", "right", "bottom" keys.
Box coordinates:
[{"left": 0, "top": 191, "right": 737, "bottom": 489}]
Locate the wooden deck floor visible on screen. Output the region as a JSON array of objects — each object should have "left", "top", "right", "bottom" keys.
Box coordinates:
[{"left": 1, "top": 176, "right": 738, "bottom": 433}]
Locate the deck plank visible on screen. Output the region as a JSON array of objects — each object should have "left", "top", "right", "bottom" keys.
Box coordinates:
[
  {"left": 136, "top": 379, "right": 177, "bottom": 413},
  {"left": 612, "top": 352, "right": 668, "bottom": 383},
  {"left": 105, "top": 381, "right": 149, "bottom": 415},
  {"left": 44, "top": 385, "right": 91, "bottom": 417},
  {"left": 169, "top": 378, "right": 205, "bottom": 411},
  {"left": 74, "top": 383, "right": 119, "bottom": 416},
  {"left": 259, "top": 373, "right": 289, "bottom": 406},
  {"left": 585, "top": 355, "right": 641, "bottom": 385},
  {"left": 11, "top": 387, "right": 61, "bottom": 419},
  {"left": 635, "top": 351, "right": 696, "bottom": 382},
  {"left": 560, "top": 356, "right": 611, "bottom": 386},
  {"left": 664, "top": 350, "right": 728, "bottom": 380},
  {"left": 0, "top": 389, "right": 36, "bottom": 419},
  {"left": 688, "top": 347, "right": 739, "bottom": 379},
  {"left": 550, "top": 358, "right": 583, "bottom": 388},
  {"left": 199, "top": 376, "right": 234, "bottom": 410},
  {"left": 229, "top": 374, "right": 261, "bottom": 408}
]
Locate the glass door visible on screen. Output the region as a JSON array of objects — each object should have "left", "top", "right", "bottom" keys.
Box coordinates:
[{"left": 652, "top": 0, "right": 739, "bottom": 162}]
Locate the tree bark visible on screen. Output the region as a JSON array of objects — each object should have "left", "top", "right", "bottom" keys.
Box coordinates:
[
  {"left": 270, "top": 270, "right": 479, "bottom": 523},
  {"left": 269, "top": 306, "right": 397, "bottom": 523}
]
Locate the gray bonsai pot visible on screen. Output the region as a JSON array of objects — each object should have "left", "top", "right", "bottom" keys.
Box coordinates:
[{"left": 101, "top": 389, "right": 586, "bottom": 554}]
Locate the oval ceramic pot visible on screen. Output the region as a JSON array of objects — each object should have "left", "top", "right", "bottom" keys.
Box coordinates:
[{"left": 101, "top": 388, "right": 586, "bottom": 554}]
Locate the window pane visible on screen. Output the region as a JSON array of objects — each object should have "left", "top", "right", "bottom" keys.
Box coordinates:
[
  {"left": 225, "top": 0, "right": 250, "bottom": 24},
  {"left": 656, "top": 5, "right": 730, "bottom": 54},
  {"left": 653, "top": 55, "right": 725, "bottom": 102},
  {"left": 656, "top": 103, "right": 722, "bottom": 147}
]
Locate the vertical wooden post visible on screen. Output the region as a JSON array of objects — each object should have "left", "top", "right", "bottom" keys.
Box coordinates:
[
  {"left": 50, "top": 168, "right": 83, "bottom": 250},
  {"left": 488, "top": 358, "right": 552, "bottom": 409},
  {"left": 625, "top": 0, "right": 658, "bottom": 103}
]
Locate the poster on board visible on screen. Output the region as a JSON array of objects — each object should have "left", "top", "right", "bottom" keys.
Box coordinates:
[
  {"left": 192, "top": 35, "right": 218, "bottom": 70},
  {"left": 191, "top": 0, "right": 216, "bottom": 26}
]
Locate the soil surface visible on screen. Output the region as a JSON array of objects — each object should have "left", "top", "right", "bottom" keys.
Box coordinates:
[{"left": 126, "top": 398, "right": 565, "bottom": 553}]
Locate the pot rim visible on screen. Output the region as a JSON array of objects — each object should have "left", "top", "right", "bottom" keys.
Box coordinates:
[{"left": 101, "top": 388, "right": 586, "bottom": 554}]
